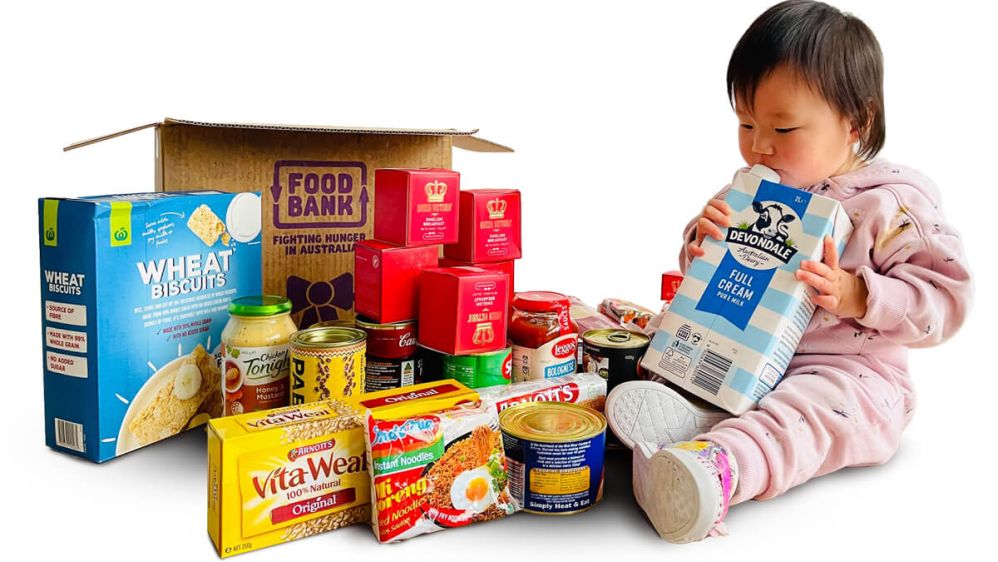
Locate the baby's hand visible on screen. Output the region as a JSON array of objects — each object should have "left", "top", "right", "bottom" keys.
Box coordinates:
[
  {"left": 688, "top": 198, "right": 732, "bottom": 258},
  {"left": 796, "top": 236, "right": 869, "bottom": 319}
]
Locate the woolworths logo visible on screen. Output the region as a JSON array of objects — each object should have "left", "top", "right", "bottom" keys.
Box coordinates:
[{"left": 109, "top": 202, "right": 132, "bottom": 247}]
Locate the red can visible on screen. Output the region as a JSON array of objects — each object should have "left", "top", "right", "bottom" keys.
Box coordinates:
[{"left": 356, "top": 316, "right": 419, "bottom": 359}]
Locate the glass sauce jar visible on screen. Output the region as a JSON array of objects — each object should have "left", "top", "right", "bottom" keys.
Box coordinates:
[
  {"left": 221, "top": 295, "right": 298, "bottom": 416},
  {"left": 509, "top": 291, "right": 578, "bottom": 382}
]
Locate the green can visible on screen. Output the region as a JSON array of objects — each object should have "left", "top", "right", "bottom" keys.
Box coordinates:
[{"left": 439, "top": 347, "right": 513, "bottom": 389}]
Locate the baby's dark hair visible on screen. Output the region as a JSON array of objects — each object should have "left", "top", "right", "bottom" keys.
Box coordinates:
[{"left": 728, "top": 0, "right": 885, "bottom": 159}]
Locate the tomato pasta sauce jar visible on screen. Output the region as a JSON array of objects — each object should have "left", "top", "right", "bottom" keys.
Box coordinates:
[{"left": 509, "top": 291, "right": 578, "bottom": 382}]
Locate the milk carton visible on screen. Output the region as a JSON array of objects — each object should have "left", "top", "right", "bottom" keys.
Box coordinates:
[
  {"left": 641, "top": 166, "right": 852, "bottom": 414},
  {"left": 40, "top": 191, "right": 263, "bottom": 462}
]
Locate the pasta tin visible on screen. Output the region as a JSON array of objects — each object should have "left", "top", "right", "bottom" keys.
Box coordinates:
[
  {"left": 441, "top": 346, "right": 513, "bottom": 389},
  {"left": 289, "top": 327, "right": 366, "bottom": 404},
  {"left": 356, "top": 317, "right": 418, "bottom": 359},
  {"left": 499, "top": 402, "right": 606, "bottom": 515},
  {"left": 581, "top": 329, "right": 650, "bottom": 394}
]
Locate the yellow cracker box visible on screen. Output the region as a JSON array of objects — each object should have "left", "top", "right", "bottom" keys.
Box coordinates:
[{"left": 207, "top": 379, "right": 477, "bottom": 557}]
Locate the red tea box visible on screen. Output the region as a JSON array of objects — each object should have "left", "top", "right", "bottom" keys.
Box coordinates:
[
  {"left": 418, "top": 266, "right": 509, "bottom": 355},
  {"left": 444, "top": 189, "right": 521, "bottom": 262},
  {"left": 374, "top": 168, "right": 460, "bottom": 246},
  {"left": 438, "top": 258, "right": 515, "bottom": 310},
  {"left": 355, "top": 240, "right": 439, "bottom": 323}
]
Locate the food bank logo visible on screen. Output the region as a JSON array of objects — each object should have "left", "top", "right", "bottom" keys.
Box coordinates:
[
  {"left": 424, "top": 180, "right": 448, "bottom": 203},
  {"left": 270, "top": 161, "right": 369, "bottom": 229},
  {"left": 486, "top": 198, "right": 507, "bottom": 219}
]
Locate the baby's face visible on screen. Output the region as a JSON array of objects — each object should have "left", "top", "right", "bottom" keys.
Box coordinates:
[{"left": 735, "top": 65, "right": 861, "bottom": 188}]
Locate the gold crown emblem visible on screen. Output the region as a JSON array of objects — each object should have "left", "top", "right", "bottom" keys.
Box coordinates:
[
  {"left": 486, "top": 198, "right": 506, "bottom": 219},
  {"left": 424, "top": 181, "right": 448, "bottom": 203}
]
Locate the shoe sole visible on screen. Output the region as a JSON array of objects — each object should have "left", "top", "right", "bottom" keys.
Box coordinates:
[
  {"left": 606, "top": 381, "right": 730, "bottom": 450},
  {"left": 633, "top": 442, "right": 718, "bottom": 543}
]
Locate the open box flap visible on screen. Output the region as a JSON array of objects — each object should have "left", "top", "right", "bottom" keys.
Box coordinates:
[{"left": 64, "top": 118, "right": 513, "bottom": 153}]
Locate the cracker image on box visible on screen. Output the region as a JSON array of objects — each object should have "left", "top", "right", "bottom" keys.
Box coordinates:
[
  {"left": 207, "top": 401, "right": 370, "bottom": 558},
  {"left": 39, "top": 191, "right": 263, "bottom": 462},
  {"left": 188, "top": 203, "right": 228, "bottom": 246}
]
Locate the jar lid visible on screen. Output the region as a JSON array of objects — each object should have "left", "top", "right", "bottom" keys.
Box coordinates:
[
  {"left": 513, "top": 291, "right": 571, "bottom": 313},
  {"left": 228, "top": 295, "right": 292, "bottom": 316}
]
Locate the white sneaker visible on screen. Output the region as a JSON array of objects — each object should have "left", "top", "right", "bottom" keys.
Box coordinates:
[
  {"left": 632, "top": 440, "right": 738, "bottom": 543},
  {"left": 606, "top": 380, "right": 730, "bottom": 450}
]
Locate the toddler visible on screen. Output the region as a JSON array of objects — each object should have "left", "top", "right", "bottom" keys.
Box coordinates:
[{"left": 604, "top": 0, "right": 973, "bottom": 543}]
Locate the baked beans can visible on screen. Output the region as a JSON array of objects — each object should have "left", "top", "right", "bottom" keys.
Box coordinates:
[
  {"left": 499, "top": 402, "right": 606, "bottom": 515},
  {"left": 581, "top": 329, "right": 650, "bottom": 394},
  {"left": 289, "top": 327, "right": 366, "bottom": 404},
  {"left": 364, "top": 355, "right": 423, "bottom": 393},
  {"left": 356, "top": 317, "right": 418, "bottom": 359},
  {"left": 441, "top": 347, "right": 513, "bottom": 389}
]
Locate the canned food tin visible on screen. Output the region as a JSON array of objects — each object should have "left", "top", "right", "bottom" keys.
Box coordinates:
[
  {"left": 441, "top": 347, "right": 513, "bottom": 389},
  {"left": 499, "top": 402, "right": 606, "bottom": 515},
  {"left": 364, "top": 354, "right": 423, "bottom": 393},
  {"left": 356, "top": 317, "right": 418, "bottom": 359},
  {"left": 581, "top": 329, "right": 650, "bottom": 394},
  {"left": 289, "top": 327, "right": 366, "bottom": 404},
  {"left": 309, "top": 319, "right": 356, "bottom": 329}
]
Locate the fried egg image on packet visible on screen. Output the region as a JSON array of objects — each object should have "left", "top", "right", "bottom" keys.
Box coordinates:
[{"left": 450, "top": 466, "right": 495, "bottom": 513}]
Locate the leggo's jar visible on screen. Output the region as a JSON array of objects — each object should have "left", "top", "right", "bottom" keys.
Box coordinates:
[
  {"left": 221, "top": 296, "right": 298, "bottom": 416},
  {"left": 509, "top": 291, "right": 578, "bottom": 382}
]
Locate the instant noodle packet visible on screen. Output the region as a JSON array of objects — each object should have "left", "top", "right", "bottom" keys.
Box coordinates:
[
  {"left": 363, "top": 397, "right": 516, "bottom": 542},
  {"left": 207, "top": 380, "right": 477, "bottom": 557}
]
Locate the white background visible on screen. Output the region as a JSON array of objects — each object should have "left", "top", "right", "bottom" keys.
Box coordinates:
[{"left": 4, "top": 1, "right": 996, "bottom": 560}]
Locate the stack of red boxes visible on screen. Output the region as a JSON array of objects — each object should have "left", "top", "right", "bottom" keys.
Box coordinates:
[
  {"left": 354, "top": 168, "right": 461, "bottom": 392},
  {"left": 418, "top": 188, "right": 522, "bottom": 388}
]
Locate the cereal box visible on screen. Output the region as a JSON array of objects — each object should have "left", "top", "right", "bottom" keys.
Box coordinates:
[
  {"left": 640, "top": 165, "right": 853, "bottom": 414},
  {"left": 40, "top": 192, "right": 262, "bottom": 462},
  {"left": 207, "top": 380, "right": 478, "bottom": 557}
]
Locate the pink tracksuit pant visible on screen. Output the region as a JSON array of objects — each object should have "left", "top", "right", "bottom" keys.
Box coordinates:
[{"left": 683, "top": 161, "right": 972, "bottom": 503}]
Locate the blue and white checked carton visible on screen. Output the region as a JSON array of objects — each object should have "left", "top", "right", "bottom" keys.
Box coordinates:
[{"left": 641, "top": 165, "right": 853, "bottom": 415}]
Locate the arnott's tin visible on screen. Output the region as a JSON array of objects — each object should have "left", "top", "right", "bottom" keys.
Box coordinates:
[
  {"left": 499, "top": 402, "right": 606, "bottom": 515},
  {"left": 289, "top": 327, "right": 366, "bottom": 404},
  {"left": 581, "top": 329, "right": 650, "bottom": 394}
]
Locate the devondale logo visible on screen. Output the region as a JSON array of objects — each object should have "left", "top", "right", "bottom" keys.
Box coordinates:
[
  {"left": 424, "top": 180, "right": 447, "bottom": 203},
  {"left": 486, "top": 197, "right": 506, "bottom": 219},
  {"left": 727, "top": 200, "right": 799, "bottom": 264},
  {"left": 270, "top": 161, "right": 369, "bottom": 229}
]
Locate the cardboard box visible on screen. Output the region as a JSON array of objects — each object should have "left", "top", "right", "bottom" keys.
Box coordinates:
[
  {"left": 444, "top": 189, "right": 522, "bottom": 262},
  {"left": 374, "top": 168, "right": 460, "bottom": 246},
  {"left": 65, "top": 119, "right": 511, "bottom": 328},
  {"left": 354, "top": 240, "right": 439, "bottom": 323},
  {"left": 640, "top": 166, "right": 853, "bottom": 414},
  {"left": 40, "top": 191, "right": 262, "bottom": 462},
  {"left": 418, "top": 267, "right": 509, "bottom": 356}
]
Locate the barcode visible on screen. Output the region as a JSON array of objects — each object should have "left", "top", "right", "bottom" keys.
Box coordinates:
[
  {"left": 507, "top": 458, "right": 525, "bottom": 505},
  {"left": 691, "top": 350, "right": 732, "bottom": 396},
  {"left": 55, "top": 418, "right": 85, "bottom": 452}
]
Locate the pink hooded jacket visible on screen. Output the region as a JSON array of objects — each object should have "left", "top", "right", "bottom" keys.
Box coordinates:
[{"left": 678, "top": 160, "right": 973, "bottom": 367}]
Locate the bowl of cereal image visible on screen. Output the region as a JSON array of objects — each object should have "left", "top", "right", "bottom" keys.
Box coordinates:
[{"left": 116, "top": 343, "right": 222, "bottom": 455}]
